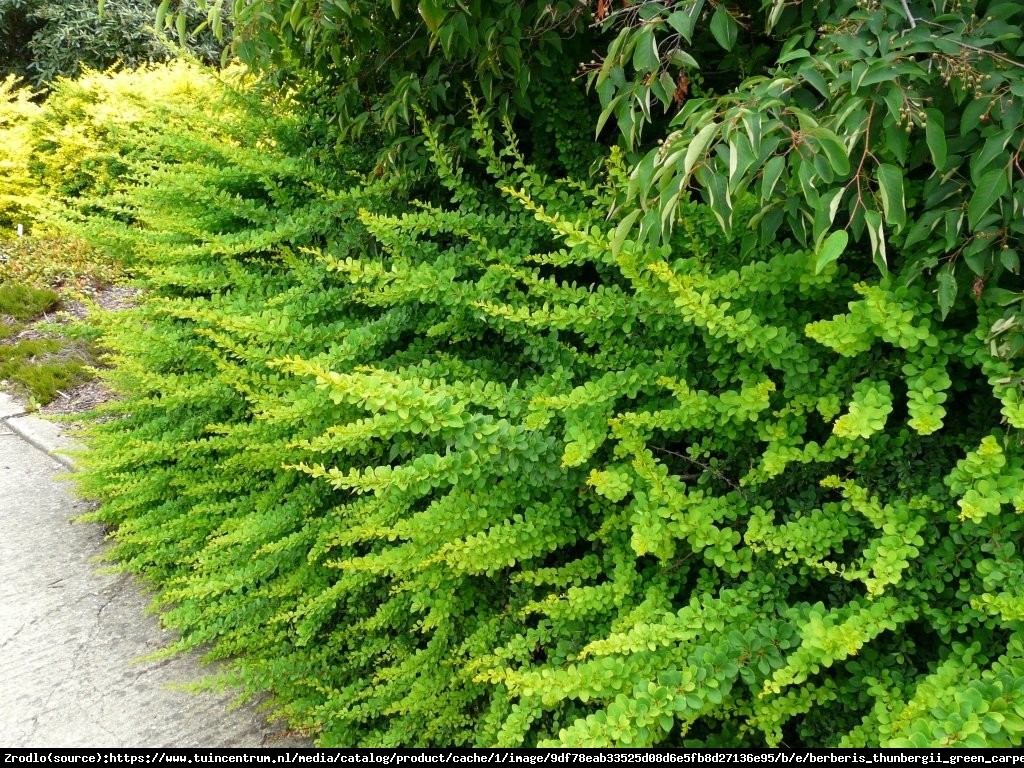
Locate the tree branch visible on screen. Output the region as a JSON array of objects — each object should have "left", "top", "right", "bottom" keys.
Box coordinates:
[{"left": 899, "top": 0, "right": 917, "bottom": 29}]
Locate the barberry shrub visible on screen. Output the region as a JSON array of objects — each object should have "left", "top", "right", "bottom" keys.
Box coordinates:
[
  {"left": 63, "top": 66, "right": 1024, "bottom": 747},
  {"left": 0, "top": 75, "right": 41, "bottom": 234}
]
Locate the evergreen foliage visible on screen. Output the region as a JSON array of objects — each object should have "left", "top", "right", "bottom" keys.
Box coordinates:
[
  {"left": 160, "top": 0, "right": 609, "bottom": 178},
  {"left": 0, "top": 0, "right": 226, "bottom": 88},
  {"left": 582, "top": 0, "right": 1024, "bottom": 353},
  {"left": 177, "top": 1, "right": 1024, "bottom": 353},
  {"left": 54, "top": 65, "right": 1024, "bottom": 747}
]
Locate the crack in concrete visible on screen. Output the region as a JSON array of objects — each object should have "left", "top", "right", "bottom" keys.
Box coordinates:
[
  {"left": 1, "top": 389, "right": 313, "bottom": 748},
  {"left": 0, "top": 613, "right": 45, "bottom": 653},
  {"left": 1, "top": 406, "right": 76, "bottom": 469}
]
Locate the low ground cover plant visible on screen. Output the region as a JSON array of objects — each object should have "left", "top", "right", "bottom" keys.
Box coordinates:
[
  {"left": 0, "top": 234, "right": 122, "bottom": 292},
  {"left": 0, "top": 281, "right": 58, "bottom": 319},
  {"left": 0, "top": 277, "right": 95, "bottom": 405}
]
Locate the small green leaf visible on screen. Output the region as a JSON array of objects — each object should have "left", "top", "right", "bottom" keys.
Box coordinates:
[
  {"left": 761, "top": 155, "right": 786, "bottom": 202},
  {"left": 728, "top": 132, "right": 756, "bottom": 192},
  {"left": 418, "top": 0, "right": 445, "bottom": 33},
  {"left": 876, "top": 163, "right": 906, "bottom": 232},
  {"left": 809, "top": 127, "right": 851, "bottom": 177},
  {"left": 633, "top": 27, "right": 659, "bottom": 72},
  {"left": 211, "top": 2, "right": 224, "bottom": 38},
  {"left": 860, "top": 60, "right": 901, "bottom": 88},
  {"left": 1000, "top": 248, "right": 1020, "bottom": 274},
  {"left": 669, "top": 49, "right": 699, "bottom": 69},
  {"left": 937, "top": 266, "right": 957, "bottom": 319},
  {"left": 968, "top": 168, "right": 1009, "bottom": 230},
  {"left": 710, "top": 6, "right": 738, "bottom": 52},
  {"left": 778, "top": 48, "right": 810, "bottom": 64},
  {"left": 684, "top": 121, "right": 719, "bottom": 178},
  {"left": 156, "top": 0, "right": 171, "bottom": 29},
  {"left": 815, "top": 229, "right": 849, "bottom": 274},
  {"left": 595, "top": 92, "right": 625, "bottom": 138},
  {"left": 925, "top": 109, "right": 947, "bottom": 170},
  {"left": 667, "top": 10, "right": 696, "bottom": 42},
  {"left": 962, "top": 98, "right": 992, "bottom": 136},
  {"left": 865, "top": 209, "right": 888, "bottom": 275},
  {"left": 705, "top": 171, "right": 733, "bottom": 233},
  {"left": 799, "top": 62, "right": 830, "bottom": 98},
  {"left": 971, "top": 129, "right": 1012, "bottom": 185},
  {"left": 851, "top": 61, "right": 870, "bottom": 93},
  {"left": 611, "top": 209, "right": 641, "bottom": 256},
  {"left": 883, "top": 115, "right": 909, "bottom": 165}
]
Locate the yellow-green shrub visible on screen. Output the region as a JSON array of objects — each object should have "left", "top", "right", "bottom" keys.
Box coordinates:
[
  {"left": 28, "top": 62, "right": 227, "bottom": 195},
  {"left": 25, "top": 62, "right": 282, "bottom": 263},
  {"left": 62, "top": 69, "right": 1024, "bottom": 750},
  {"left": 0, "top": 75, "right": 42, "bottom": 235}
]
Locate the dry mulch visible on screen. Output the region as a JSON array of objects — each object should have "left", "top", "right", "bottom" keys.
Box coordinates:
[
  {"left": 39, "top": 378, "right": 117, "bottom": 417},
  {"left": 60, "top": 284, "right": 140, "bottom": 318}
]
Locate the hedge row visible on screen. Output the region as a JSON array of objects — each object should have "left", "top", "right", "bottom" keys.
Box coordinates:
[{"left": 21, "top": 64, "right": 1024, "bottom": 747}]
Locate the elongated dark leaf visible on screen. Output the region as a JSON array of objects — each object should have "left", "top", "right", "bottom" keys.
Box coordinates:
[
  {"left": 761, "top": 155, "right": 786, "bottom": 202},
  {"left": 815, "top": 229, "right": 849, "bottom": 274},
  {"left": 876, "top": 163, "right": 906, "bottom": 232},
  {"left": 667, "top": 9, "right": 696, "bottom": 42},
  {"left": 710, "top": 6, "right": 738, "bottom": 52},
  {"left": 632, "top": 27, "right": 659, "bottom": 72},
  {"left": 418, "top": 0, "right": 445, "bottom": 33},
  {"left": 925, "top": 109, "right": 947, "bottom": 170},
  {"left": 937, "top": 267, "right": 957, "bottom": 319},
  {"left": 809, "top": 127, "right": 851, "bottom": 177},
  {"left": 865, "top": 209, "right": 888, "bottom": 275},
  {"left": 968, "top": 168, "right": 1008, "bottom": 230}
]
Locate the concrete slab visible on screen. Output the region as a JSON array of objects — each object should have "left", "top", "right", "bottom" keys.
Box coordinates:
[
  {"left": 0, "top": 391, "right": 26, "bottom": 419},
  {"left": 0, "top": 398, "right": 312, "bottom": 748},
  {"left": 6, "top": 413, "right": 82, "bottom": 470}
]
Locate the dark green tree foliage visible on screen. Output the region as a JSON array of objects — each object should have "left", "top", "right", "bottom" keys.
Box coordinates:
[
  {"left": 55, "top": 66, "right": 1024, "bottom": 747},
  {"left": 161, "top": 0, "right": 609, "bottom": 177},
  {"left": 0, "top": 0, "right": 39, "bottom": 80},
  {"left": 0, "top": 0, "right": 226, "bottom": 87},
  {"left": 583, "top": 0, "right": 1024, "bottom": 352},
  {"left": 180, "top": 1, "right": 1024, "bottom": 356}
]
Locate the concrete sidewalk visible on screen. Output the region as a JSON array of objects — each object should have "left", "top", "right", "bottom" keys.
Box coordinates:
[{"left": 0, "top": 393, "right": 310, "bottom": 748}]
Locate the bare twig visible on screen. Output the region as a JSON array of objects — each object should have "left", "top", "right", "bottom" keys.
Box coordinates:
[
  {"left": 918, "top": 19, "right": 1024, "bottom": 69},
  {"left": 899, "top": 0, "right": 917, "bottom": 29},
  {"left": 649, "top": 443, "right": 745, "bottom": 496}
]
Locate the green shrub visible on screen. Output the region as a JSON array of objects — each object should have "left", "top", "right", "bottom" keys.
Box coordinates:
[
  {"left": 26, "top": 62, "right": 220, "bottom": 199},
  {"left": 63, "top": 66, "right": 1024, "bottom": 747},
  {"left": 23, "top": 61, "right": 291, "bottom": 262},
  {"left": 0, "top": 320, "right": 20, "bottom": 340}
]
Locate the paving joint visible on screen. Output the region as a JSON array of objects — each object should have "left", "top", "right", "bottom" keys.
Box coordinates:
[{"left": 0, "top": 392, "right": 79, "bottom": 470}]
